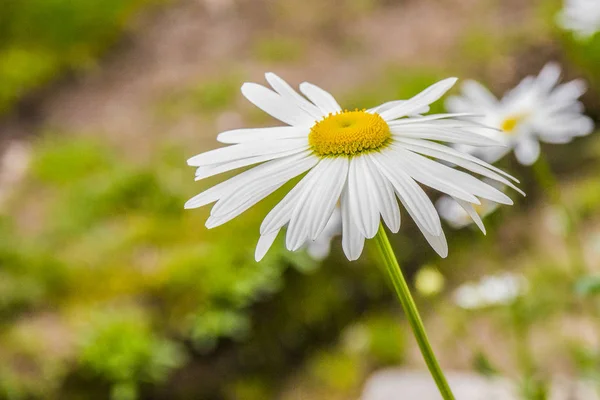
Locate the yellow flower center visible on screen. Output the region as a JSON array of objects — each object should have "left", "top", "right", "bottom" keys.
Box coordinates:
[
  {"left": 500, "top": 114, "right": 527, "bottom": 134},
  {"left": 308, "top": 110, "right": 391, "bottom": 157}
]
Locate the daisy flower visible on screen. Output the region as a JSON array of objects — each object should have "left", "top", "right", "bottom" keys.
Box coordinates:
[
  {"left": 557, "top": 0, "right": 600, "bottom": 39},
  {"left": 185, "top": 73, "right": 522, "bottom": 261},
  {"left": 453, "top": 273, "right": 527, "bottom": 310},
  {"left": 445, "top": 63, "right": 594, "bottom": 166}
]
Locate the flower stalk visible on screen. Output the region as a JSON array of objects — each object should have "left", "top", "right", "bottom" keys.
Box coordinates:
[{"left": 374, "top": 224, "right": 456, "bottom": 400}]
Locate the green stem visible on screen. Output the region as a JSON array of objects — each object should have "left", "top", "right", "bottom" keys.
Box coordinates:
[
  {"left": 374, "top": 224, "right": 455, "bottom": 400},
  {"left": 531, "top": 154, "right": 586, "bottom": 274}
]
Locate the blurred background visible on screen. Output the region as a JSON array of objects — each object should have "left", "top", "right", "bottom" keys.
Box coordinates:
[{"left": 0, "top": 0, "right": 599, "bottom": 399}]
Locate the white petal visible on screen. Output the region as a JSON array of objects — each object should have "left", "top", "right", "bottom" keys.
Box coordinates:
[
  {"left": 241, "top": 82, "right": 314, "bottom": 126},
  {"left": 394, "top": 138, "right": 524, "bottom": 195},
  {"left": 390, "top": 124, "right": 503, "bottom": 147},
  {"left": 186, "top": 152, "right": 310, "bottom": 209},
  {"left": 385, "top": 113, "right": 481, "bottom": 125},
  {"left": 347, "top": 156, "right": 380, "bottom": 239},
  {"left": 205, "top": 184, "right": 284, "bottom": 228},
  {"left": 298, "top": 82, "right": 342, "bottom": 114},
  {"left": 307, "top": 240, "right": 332, "bottom": 261},
  {"left": 460, "top": 80, "right": 499, "bottom": 109},
  {"left": 389, "top": 147, "right": 481, "bottom": 204},
  {"left": 372, "top": 151, "right": 442, "bottom": 236},
  {"left": 340, "top": 186, "right": 366, "bottom": 261},
  {"left": 396, "top": 147, "right": 514, "bottom": 205},
  {"left": 195, "top": 147, "right": 309, "bottom": 180},
  {"left": 287, "top": 158, "right": 348, "bottom": 250},
  {"left": 379, "top": 78, "right": 458, "bottom": 121},
  {"left": 394, "top": 137, "right": 517, "bottom": 182},
  {"left": 535, "top": 62, "right": 561, "bottom": 93},
  {"left": 217, "top": 126, "right": 309, "bottom": 144},
  {"left": 454, "top": 198, "right": 486, "bottom": 234},
  {"left": 365, "top": 154, "right": 401, "bottom": 233},
  {"left": 407, "top": 201, "right": 449, "bottom": 258},
  {"left": 265, "top": 73, "right": 325, "bottom": 119},
  {"left": 306, "top": 158, "right": 349, "bottom": 240},
  {"left": 259, "top": 161, "right": 324, "bottom": 235},
  {"left": 255, "top": 230, "right": 280, "bottom": 261},
  {"left": 548, "top": 80, "right": 587, "bottom": 105},
  {"left": 210, "top": 153, "right": 318, "bottom": 217},
  {"left": 187, "top": 138, "right": 308, "bottom": 167},
  {"left": 514, "top": 137, "right": 541, "bottom": 166},
  {"left": 369, "top": 100, "right": 430, "bottom": 116}
]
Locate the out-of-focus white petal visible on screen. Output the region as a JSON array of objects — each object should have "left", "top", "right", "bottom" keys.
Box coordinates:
[{"left": 514, "top": 136, "right": 541, "bottom": 166}]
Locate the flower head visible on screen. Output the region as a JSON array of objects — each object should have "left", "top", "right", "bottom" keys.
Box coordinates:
[
  {"left": 186, "top": 73, "right": 522, "bottom": 261},
  {"left": 557, "top": 0, "right": 600, "bottom": 39},
  {"left": 445, "top": 63, "right": 594, "bottom": 166},
  {"left": 453, "top": 273, "right": 527, "bottom": 310}
]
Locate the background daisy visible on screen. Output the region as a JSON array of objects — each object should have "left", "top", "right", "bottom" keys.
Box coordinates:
[
  {"left": 557, "top": 0, "right": 600, "bottom": 39},
  {"left": 445, "top": 63, "right": 594, "bottom": 166}
]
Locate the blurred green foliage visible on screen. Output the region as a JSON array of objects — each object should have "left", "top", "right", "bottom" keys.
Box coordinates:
[
  {"left": 78, "top": 308, "right": 186, "bottom": 400},
  {"left": 0, "top": 0, "right": 160, "bottom": 113},
  {"left": 0, "top": 134, "right": 323, "bottom": 399}
]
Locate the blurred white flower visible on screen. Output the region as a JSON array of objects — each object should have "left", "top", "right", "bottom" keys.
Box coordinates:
[
  {"left": 453, "top": 273, "right": 527, "bottom": 310},
  {"left": 446, "top": 63, "right": 594, "bottom": 166},
  {"left": 557, "top": 0, "right": 600, "bottom": 39},
  {"left": 305, "top": 206, "right": 341, "bottom": 260},
  {"left": 186, "top": 73, "right": 522, "bottom": 261}
]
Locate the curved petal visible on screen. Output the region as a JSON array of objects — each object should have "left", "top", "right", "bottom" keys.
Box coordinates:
[
  {"left": 217, "top": 126, "right": 309, "bottom": 144},
  {"left": 347, "top": 156, "right": 380, "bottom": 238},
  {"left": 255, "top": 229, "right": 280, "bottom": 261},
  {"left": 265, "top": 73, "right": 324, "bottom": 119},
  {"left": 340, "top": 185, "right": 366, "bottom": 261},
  {"left": 379, "top": 78, "right": 457, "bottom": 121},
  {"left": 372, "top": 151, "right": 442, "bottom": 236},
  {"left": 514, "top": 137, "right": 541, "bottom": 166},
  {"left": 241, "top": 82, "right": 315, "bottom": 126},
  {"left": 298, "top": 82, "right": 343, "bottom": 114}
]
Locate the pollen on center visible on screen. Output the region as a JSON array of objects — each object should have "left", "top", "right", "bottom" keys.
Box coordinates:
[
  {"left": 500, "top": 114, "right": 528, "bottom": 134},
  {"left": 308, "top": 110, "right": 391, "bottom": 157}
]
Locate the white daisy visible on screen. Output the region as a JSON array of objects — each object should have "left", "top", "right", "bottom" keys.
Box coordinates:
[
  {"left": 453, "top": 273, "right": 527, "bottom": 310},
  {"left": 185, "top": 73, "right": 523, "bottom": 261},
  {"left": 445, "top": 63, "right": 594, "bottom": 166},
  {"left": 557, "top": 0, "right": 600, "bottom": 39}
]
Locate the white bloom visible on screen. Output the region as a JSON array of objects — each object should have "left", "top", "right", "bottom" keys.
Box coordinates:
[
  {"left": 185, "top": 73, "right": 522, "bottom": 261},
  {"left": 557, "top": 0, "right": 600, "bottom": 39},
  {"left": 453, "top": 273, "right": 527, "bottom": 310},
  {"left": 305, "top": 206, "right": 341, "bottom": 260},
  {"left": 446, "top": 63, "right": 594, "bottom": 166}
]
